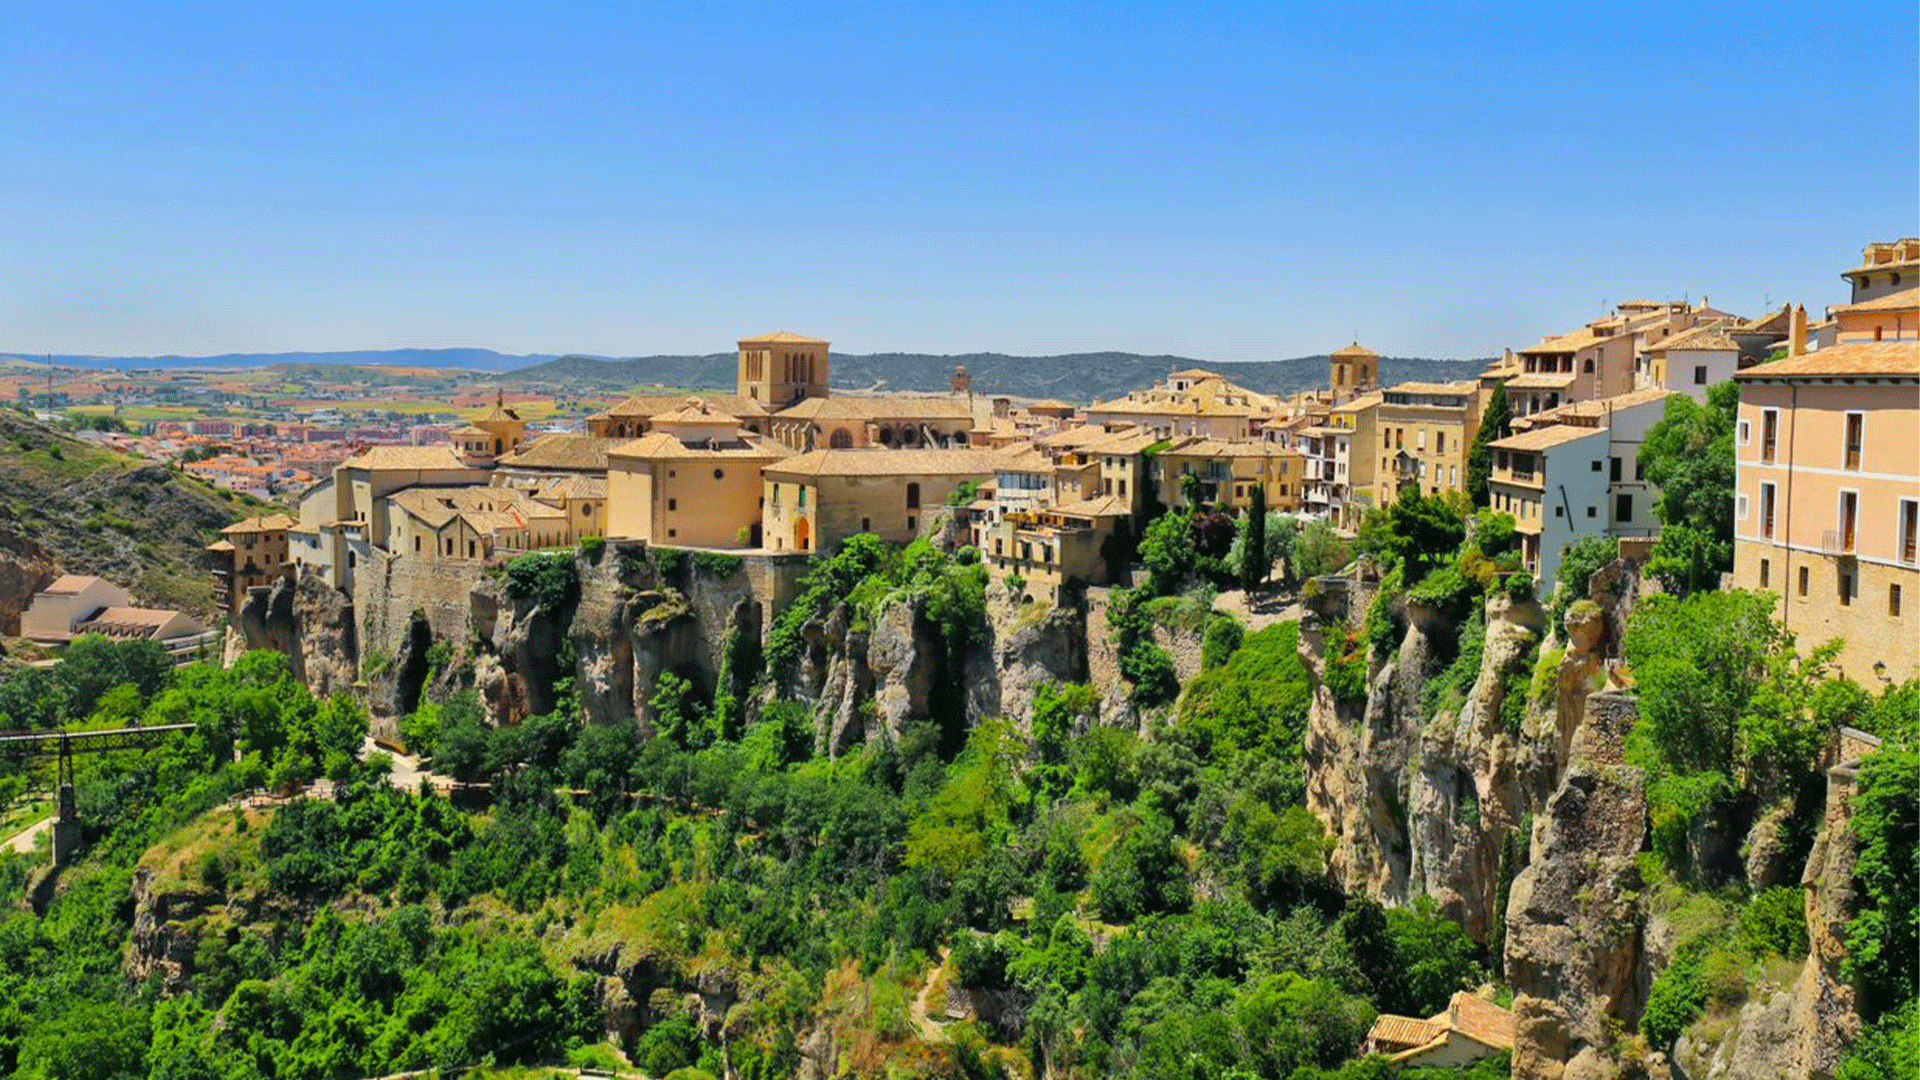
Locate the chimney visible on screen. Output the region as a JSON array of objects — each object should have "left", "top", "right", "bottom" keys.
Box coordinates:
[{"left": 1789, "top": 304, "right": 1808, "bottom": 357}]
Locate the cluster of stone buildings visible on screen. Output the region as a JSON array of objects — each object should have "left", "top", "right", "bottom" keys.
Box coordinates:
[{"left": 203, "top": 240, "right": 1918, "bottom": 683}]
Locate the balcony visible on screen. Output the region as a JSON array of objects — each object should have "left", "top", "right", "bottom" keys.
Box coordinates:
[{"left": 1820, "top": 529, "right": 1858, "bottom": 559}]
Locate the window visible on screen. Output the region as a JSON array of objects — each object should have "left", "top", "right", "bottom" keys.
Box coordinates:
[
  {"left": 713, "top": 468, "right": 725, "bottom": 480},
  {"left": 668, "top": 528, "right": 677, "bottom": 538},
  {"left": 467, "top": 541, "right": 476, "bottom": 559},
  {"left": 1610, "top": 457, "right": 1622, "bottom": 481},
  {"left": 1893, "top": 583, "right": 1904, "bottom": 618},
  {"left": 906, "top": 483, "right": 921, "bottom": 509},
  {"left": 1839, "top": 490, "right": 1858, "bottom": 552},
  {"left": 1798, "top": 566, "right": 1809, "bottom": 597},
  {"left": 907, "top": 515, "right": 917, "bottom": 531},
  {"left": 1736, "top": 493, "right": 1749, "bottom": 521},
  {"left": 1839, "top": 568, "right": 1855, "bottom": 606},
  {"left": 1587, "top": 505, "right": 1598, "bottom": 518},
  {"left": 1903, "top": 500, "right": 1919, "bottom": 563},
  {"left": 829, "top": 427, "right": 853, "bottom": 449},
  {"left": 1761, "top": 408, "right": 1779, "bottom": 462},
  {"left": 1635, "top": 458, "right": 1644, "bottom": 481},
  {"left": 1760, "top": 483, "right": 1776, "bottom": 539},
  {"left": 1615, "top": 494, "right": 1632, "bottom": 522},
  {"left": 1418, "top": 430, "right": 1427, "bottom": 451},
  {"left": 1554, "top": 505, "right": 1564, "bottom": 517},
  {"left": 1435, "top": 432, "right": 1445, "bottom": 454},
  {"left": 1591, "top": 459, "right": 1603, "bottom": 473},
  {"left": 1583, "top": 357, "right": 1595, "bottom": 373},
  {"left": 798, "top": 487, "right": 807, "bottom": 508},
  {"left": 668, "top": 498, "right": 677, "bottom": 511},
  {"left": 1693, "top": 365, "right": 1707, "bottom": 385},
  {"left": 1737, "top": 419, "right": 1750, "bottom": 445},
  {"left": 1759, "top": 558, "right": 1769, "bottom": 587},
  {"left": 414, "top": 536, "right": 421, "bottom": 552},
  {"left": 1844, "top": 412, "right": 1864, "bottom": 470}
]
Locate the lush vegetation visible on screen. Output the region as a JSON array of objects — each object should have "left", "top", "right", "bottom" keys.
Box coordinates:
[{"left": 1639, "top": 382, "right": 1738, "bottom": 595}]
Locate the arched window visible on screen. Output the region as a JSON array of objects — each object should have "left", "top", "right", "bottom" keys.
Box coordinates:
[
  {"left": 906, "top": 483, "right": 921, "bottom": 509},
  {"left": 1582, "top": 358, "right": 1594, "bottom": 374},
  {"left": 877, "top": 427, "right": 894, "bottom": 445},
  {"left": 829, "top": 427, "right": 853, "bottom": 449},
  {"left": 903, "top": 426, "right": 920, "bottom": 446}
]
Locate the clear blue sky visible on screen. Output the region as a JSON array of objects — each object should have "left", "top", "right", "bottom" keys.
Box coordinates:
[{"left": 3, "top": 1, "right": 1914, "bottom": 361}]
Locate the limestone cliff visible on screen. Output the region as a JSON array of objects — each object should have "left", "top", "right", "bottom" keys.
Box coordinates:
[{"left": 227, "top": 568, "right": 357, "bottom": 697}]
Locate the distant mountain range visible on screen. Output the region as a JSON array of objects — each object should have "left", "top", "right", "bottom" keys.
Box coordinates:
[
  {"left": 504, "top": 350, "right": 1490, "bottom": 403},
  {"left": 1, "top": 346, "right": 1491, "bottom": 403},
  {"left": 0, "top": 348, "right": 565, "bottom": 372}
]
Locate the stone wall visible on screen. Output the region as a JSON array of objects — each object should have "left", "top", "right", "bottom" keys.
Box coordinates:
[{"left": 354, "top": 547, "right": 490, "bottom": 659}]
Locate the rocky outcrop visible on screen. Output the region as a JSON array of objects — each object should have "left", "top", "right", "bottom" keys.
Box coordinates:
[
  {"left": 1670, "top": 762, "right": 1865, "bottom": 1080},
  {"left": 229, "top": 568, "right": 357, "bottom": 696},
  {"left": 1304, "top": 587, "right": 1546, "bottom": 942},
  {"left": 1505, "top": 691, "right": 1647, "bottom": 1080},
  {"left": 126, "top": 867, "right": 220, "bottom": 993},
  {"left": 0, "top": 539, "right": 55, "bottom": 637}
]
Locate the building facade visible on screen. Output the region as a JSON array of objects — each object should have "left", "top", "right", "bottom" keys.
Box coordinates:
[{"left": 1730, "top": 340, "right": 1920, "bottom": 683}]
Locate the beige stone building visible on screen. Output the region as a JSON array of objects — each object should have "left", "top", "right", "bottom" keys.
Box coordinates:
[
  {"left": 1374, "top": 380, "right": 1486, "bottom": 504},
  {"left": 769, "top": 395, "right": 979, "bottom": 451},
  {"left": 383, "top": 485, "right": 572, "bottom": 562},
  {"left": 1507, "top": 299, "right": 1733, "bottom": 417},
  {"left": 738, "top": 330, "right": 830, "bottom": 409},
  {"left": 978, "top": 495, "right": 1132, "bottom": 602},
  {"left": 1730, "top": 339, "right": 1920, "bottom": 683},
  {"left": 761, "top": 448, "right": 1004, "bottom": 553},
  {"left": 1083, "top": 368, "right": 1278, "bottom": 439},
  {"left": 21, "top": 574, "right": 207, "bottom": 656},
  {"left": 450, "top": 396, "right": 531, "bottom": 466},
  {"left": 208, "top": 513, "right": 296, "bottom": 615},
  {"left": 1839, "top": 238, "right": 1919, "bottom": 306},
  {"left": 589, "top": 394, "right": 770, "bottom": 439},
  {"left": 605, "top": 400, "right": 792, "bottom": 548},
  {"left": 1159, "top": 439, "right": 1303, "bottom": 515}
]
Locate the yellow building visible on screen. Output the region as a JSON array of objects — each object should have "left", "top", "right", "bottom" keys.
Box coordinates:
[
  {"left": 1839, "top": 238, "right": 1919, "bottom": 305},
  {"left": 1328, "top": 341, "right": 1380, "bottom": 400},
  {"left": 1730, "top": 340, "right": 1920, "bottom": 683},
  {"left": 452, "top": 394, "right": 530, "bottom": 466},
  {"left": 1374, "top": 381, "right": 1486, "bottom": 504},
  {"left": 606, "top": 399, "right": 792, "bottom": 548},
  {"left": 207, "top": 513, "right": 296, "bottom": 615},
  {"left": 762, "top": 448, "right": 1004, "bottom": 554},
  {"left": 1507, "top": 300, "right": 1732, "bottom": 417},
  {"left": 1158, "top": 439, "right": 1302, "bottom": 515},
  {"left": 383, "top": 486, "right": 572, "bottom": 562},
  {"left": 769, "top": 395, "right": 980, "bottom": 451},
  {"left": 979, "top": 495, "right": 1132, "bottom": 602},
  {"left": 589, "top": 394, "right": 769, "bottom": 439},
  {"left": 1082, "top": 369, "right": 1278, "bottom": 439}
]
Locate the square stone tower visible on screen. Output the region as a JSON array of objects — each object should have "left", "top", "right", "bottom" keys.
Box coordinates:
[{"left": 738, "top": 331, "right": 830, "bottom": 409}]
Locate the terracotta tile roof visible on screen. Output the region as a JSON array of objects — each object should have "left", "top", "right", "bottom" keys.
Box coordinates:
[
  {"left": 206, "top": 539, "right": 235, "bottom": 552},
  {"left": 602, "top": 393, "right": 769, "bottom": 419},
  {"left": 389, "top": 486, "right": 565, "bottom": 531},
  {"left": 1330, "top": 341, "right": 1379, "bottom": 360},
  {"left": 77, "top": 606, "right": 196, "bottom": 638},
  {"left": 1491, "top": 424, "right": 1606, "bottom": 452},
  {"left": 1384, "top": 380, "right": 1478, "bottom": 397},
  {"left": 1444, "top": 992, "right": 1516, "bottom": 1049},
  {"left": 1735, "top": 340, "right": 1920, "bottom": 380},
  {"left": 609, "top": 432, "right": 791, "bottom": 461},
  {"left": 42, "top": 574, "right": 108, "bottom": 595},
  {"left": 497, "top": 433, "right": 619, "bottom": 472},
  {"left": 774, "top": 395, "right": 975, "bottom": 421},
  {"left": 221, "top": 513, "right": 298, "bottom": 534},
  {"left": 1527, "top": 387, "right": 1677, "bottom": 424},
  {"left": 1502, "top": 372, "right": 1579, "bottom": 390},
  {"left": 342, "top": 446, "right": 472, "bottom": 471},
  {"left": 1367, "top": 1015, "right": 1446, "bottom": 1050},
  {"left": 1651, "top": 320, "right": 1741, "bottom": 352},
  {"left": 1170, "top": 367, "right": 1225, "bottom": 379},
  {"left": 764, "top": 447, "right": 1006, "bottom": 479},
  {"left": 538, "top": 474, "right": 608, "bottom": 501},
  {"left": 450, "top": 424, "right": 491, "bottom": 436},
  {"left": 1521, "top": 329, "right": 1598, "bottom": 354},
  {"left": 1332, "top": 391, "right": 1384, "bottom": 412},
  {"left": 652, "top": 397, "right": 739, "bottom": 424},
  {"left": 1739, "top": 307, "right": 1793, "bottom": 334},
  {"left": 1831, "top": 287, "right": 1920, "bottom": 315},
  {"left": 1046, "top": 494, "right": 1133, "bottom": 517},
  {"left": 739, "top": 330, "right": 829, "bottom": 344}
]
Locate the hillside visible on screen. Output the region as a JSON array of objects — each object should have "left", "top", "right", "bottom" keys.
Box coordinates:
[
  {"left": 0, "top": 347, "right": 568, "bottom": 372},
  {"left": 505, "top": 349, "right": 1489, "bottom": 400},
  {"left": 0, "top": 408, "right": 256, "bottom": 629}
]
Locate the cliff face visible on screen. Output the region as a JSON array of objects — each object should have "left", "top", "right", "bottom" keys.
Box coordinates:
[
  {"left": 1504, "top": 692, "right": 1648, "bottom": 1080},
  {"left": 1304, "top": 588, "right": 1552, "bottom": 943},
  {"left": 228, "top": 569, "right": 357, "bottom": 697}
]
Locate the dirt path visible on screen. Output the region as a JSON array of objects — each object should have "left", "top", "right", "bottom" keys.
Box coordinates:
[
  {"left": 1212, "top": 584, "right": 1303, "bottom": 632},
  {"left": 909, "top": 947, "right": 953, "bottom": 1044},
  {"left": 5, "top": 815, "right": 51, "bottom": 855}
]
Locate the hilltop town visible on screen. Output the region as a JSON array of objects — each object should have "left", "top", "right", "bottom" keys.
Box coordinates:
[{"left": 177, "top": 237, "right": 1918, "bottom": 688}]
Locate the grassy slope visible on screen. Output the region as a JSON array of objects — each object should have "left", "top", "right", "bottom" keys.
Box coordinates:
[{"left": 0, "top": 407, "right": 263, "bottom": 620}]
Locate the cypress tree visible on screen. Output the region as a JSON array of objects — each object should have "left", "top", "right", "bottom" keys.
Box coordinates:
[
  {"left": 1240, "top": 484, "right": 1267, "bottom": 590},
  {"left": 1466, "top": 382, "right": 1513, "bottom": 507}
]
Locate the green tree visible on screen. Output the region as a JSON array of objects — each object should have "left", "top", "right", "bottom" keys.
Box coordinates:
[
  {"left": 1140, "top": 511, "right": 1197, "bottom": 596},
  {"left": 1848, "top": 745, "right": 1918, "bottom": 1019},
  {"left": 1240, "top": 484, "right": 1268, "bottom": 590},
  {"left": 1293, "top": 519, "right": 1352, "bottom": 580},
  {"left": 1548, "top": 533, "right": 1616, "bottom": 627},
  {"left": 1465, "top": 381, "right": 1512, "bottom": 507},
  {"left": 1641, "top": 381, "right": 1739, "bottom": 585},
  {"left": 1355, "top": 489, "right": 1469, "bottom": 579}
]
